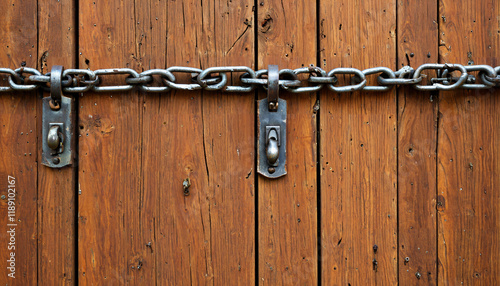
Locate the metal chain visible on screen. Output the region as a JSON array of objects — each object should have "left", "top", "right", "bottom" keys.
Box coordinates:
[{"left": 1, "top": 64, "right": 499, "bottom": 94}]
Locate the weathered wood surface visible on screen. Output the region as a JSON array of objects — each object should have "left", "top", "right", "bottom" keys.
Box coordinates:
[
  {"left": 257, "top": 0, "right": 318, "bottom": 284},
  {"left": 0, "top": 1, "right": 38, "bottom": 284},
  {"left": 1, "top": 0, "right": 500, "bottom": 284},
  {"left": 78, "top": 0, "right": 255, "bottom": 284},
  {"left": 150, "top": 0, "right": 256, "bottom": 284},
  {"left": 78, "top": 0, "right": 151, "bottom": 283},
  {"left": 38, "top": 0, "right": 77, "bottom": 284},
  {"left": 438, "top": 1, "right": 500, "bottom": 284},
  {"left": 398, "top": 0, "right": 438, "bottom": 284},
  {"left": 319, "top": 0, "right": 398, "bottom": 284}
]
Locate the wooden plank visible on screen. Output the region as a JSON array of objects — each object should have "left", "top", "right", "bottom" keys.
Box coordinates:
[
  {"left": 397, "top": 0, "right": 438, "bottom": 284},
  {"left": 78, "top": 0, "right": 155, "bottom": 283},
  {"left": 37, "top": 0, "right": 77, "bottom": 284},
  {"left": 149, "top": 0, "right": 255, "bottom": 284},
  {"left": 0, "top": 0, "right": 38, "bottom": 284},
  {"left": 438, "top": 1, "right": 500, "bottom": 284},
  {"left": 319, "top": 0, "right": 398, "bottom": 284},
  {"left": 257, "top": 0, "right": 318, "bottom": 284}
]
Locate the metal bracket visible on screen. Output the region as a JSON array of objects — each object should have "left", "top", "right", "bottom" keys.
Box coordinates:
[
  {"left": 257, "top": 65, "right": 287, "bottom": 178},
  {"left": 42, "top": 66, "right": 75, "bottom": 168}
]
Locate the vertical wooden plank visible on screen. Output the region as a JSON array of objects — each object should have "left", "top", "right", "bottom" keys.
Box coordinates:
[
  {"left": 78, "top": 0, "right": 155, "bottom": 283},
  {"left": 0, "top": 0, "right": 38, "bottom": 284},
  {"left": 438, "top": 1, "right": 500, "bottom": 284},
  {"left": 397, "top": 0, "right": 438, "bottom": 284},
  {"left": 37, "top": 0, "right": 77, "bottom": 284},
  {"left": 320, "top": 0, "right": 398, "bottom": 284},
  {"left": 151, "top": 0, "right": 255, "bottom": 284},
  {"left": 257, "top": 0, "right": 318, "bottom": 284}
]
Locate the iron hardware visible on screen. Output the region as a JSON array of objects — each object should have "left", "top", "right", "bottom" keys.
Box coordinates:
[
  {"left": 42, "top": 66, "right": 75, "bottom": 168},
  {"left": 258, "top": 65, "right": 287, "bottom": 179}
]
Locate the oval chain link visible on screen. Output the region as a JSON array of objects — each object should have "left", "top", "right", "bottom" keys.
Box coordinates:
[{"left": 1, "top": 64, "right": 500, "bottom": 94}]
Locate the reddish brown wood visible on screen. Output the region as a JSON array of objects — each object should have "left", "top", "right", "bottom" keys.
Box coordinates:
[
  {"left": 257, "top": 0, "right": 318, "bottom": 284},
  {"left": 397, "top": 0, "right": 438, "bottom": 284},
  {"left": 78, "top": 0, "right": 155, "bottom": 283},
  {"left": 0, "top": 0, "right": 38, "bottom": 284},
  {"left": 319, "top": 0, "right": 398, "bottom": 284},
  {"left": 149, "top": 0, "right": 256, "bottom": 284},
  {"left": 37, "top": 0, "right": 77, "bottom": 284},
  {"left": 438, "top": 1, "right": 500, "bottom": 284}
]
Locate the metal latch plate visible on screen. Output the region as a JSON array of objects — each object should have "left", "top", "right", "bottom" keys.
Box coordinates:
[
  {"left": 257, "top": 98, "right": 287, "bottom": 178},
  {"left": 42, "top": 95, "right": 75, "bottom": 168}
]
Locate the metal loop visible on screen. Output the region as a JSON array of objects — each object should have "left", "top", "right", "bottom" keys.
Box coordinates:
[
  {"left": 137, "top": 69, "right": 175, "bottom": 93},
  {"left": 327, "top": 68, "right": 367, "bottom": 93},
  {"left": 0, "top": 68, "right": 18, "bottom": 92},
  {"left": 163, "top": 66, "right": 203, "bottom": 90},
  {"left": 361, "top": 67, "right": 395, "bottom": 91},
  {"left": 50, "top": 65, "right": 64, "bottom": 103},
  {"left": 125, "top": 75, "right": 153, "bottom": 85},
  {"left": 480, "top": 66, "right": 500, "bottom": 87},
  {"left": 92, "top": 68, "right": 140, "bottom": 92},
  {"left": 8, "top": 67, "right": 42, "bottom": 91},
  {"left": 459, "top": 65, "right": 496, "bottom": 89},
  {"left": 62, "top": 69, "right": 97, "bottom": 93},
  {"left": 268, "top": 65, "right": 279, "bottom": 110},
  {"left": 284, "top": 66, "right": 327, "bottom": 93},
  {"left": 197, "top": 66, "right": 255, "bottom": 92},
  {"left": 377, "top": 66, "right": 422, "bottom": 86},
  {"left": 413, "top": 64, "right": 468, "bottom": 91}
]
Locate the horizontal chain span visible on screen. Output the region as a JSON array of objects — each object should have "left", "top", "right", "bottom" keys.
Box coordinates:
[{"left": 1, "top": 64, "right": 499, "bottom": 94}]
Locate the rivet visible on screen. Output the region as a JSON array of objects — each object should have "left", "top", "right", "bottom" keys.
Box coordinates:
[
  {"left": 268, "top": 167, "right": 275, "bottom": 174},
  {"left": 52, "top": 157, "right": 60, "bottom": 164}
]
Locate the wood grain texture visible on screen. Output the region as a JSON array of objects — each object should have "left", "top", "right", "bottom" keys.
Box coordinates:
[
  {"left": 0, "top": 0, "right": 38, "bottom": 284},
  {"left": 257, "top": 0, "right": 318, "bottom": 284},
  {"left": 319, "top": 0, "right": 398, "bottom": 284},
  {"left": 37, "top": 0, "right": 77, "bottom": 284},
  {"left": 438, "top": 1, "right": 500, "bottom": 284},
  {"left": 397, "top": 0, "right": 438, "bottom": 284},
  {"left": 78, "top": 0, "right": 154, "bottom": 283},
  {"left": 149, "top": 0, "right": 256, "bottom": 284}
]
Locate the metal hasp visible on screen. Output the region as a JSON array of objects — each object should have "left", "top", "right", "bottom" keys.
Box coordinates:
[
  {"left": 257, "top": 65, "right": 287, "bottom": 178},
  {"left": 42, "top": 66, "right": 75, "bottom": 168}
]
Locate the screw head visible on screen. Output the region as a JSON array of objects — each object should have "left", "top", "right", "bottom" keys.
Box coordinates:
[
  {"left": 52, "top": 157, "right": 60, "bottom": 164},
  {"left": 268, "top": 167, "right": 275, "bottom": 174},
  {"left": 373, "top": 244, "right": 378, "bottom": 253},
  {"left": 1, "top": 195, "right": 5, "bottom": 200},
  {"left": 415, "top": 272, "right": 422, "bottom": 279}
]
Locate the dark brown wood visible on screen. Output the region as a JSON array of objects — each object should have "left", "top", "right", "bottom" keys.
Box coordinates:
[
  {"left": 150, "top": 0, "right": 256, "bottom": 283},
  {"left": 0, "top": 0, "right": 38, "bottom": 284},
  {"left": 397, "top": 0, "right": 438, "bottom": 284},
  {"left": 77, "top": 0, "right": 154, "bottom": 283},
  {"left": 257, "top": 0, "right": 318, "bottom": 284},
  {"left": 37, "top": 0, "right": 77, "bottom": 284},
  {"left": 438, "top": 1, "right": 500, "bottom": 284},
  {"left": 319, "top": 0, "right": 398, "bottom": 284}
]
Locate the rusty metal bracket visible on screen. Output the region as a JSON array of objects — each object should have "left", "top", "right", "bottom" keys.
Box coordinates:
[
  {"left": 42, "top": 66, "right": 75, "bottom": 168},
  {"left": 258, "top": 65, "right": 287, "bottom": 178}
]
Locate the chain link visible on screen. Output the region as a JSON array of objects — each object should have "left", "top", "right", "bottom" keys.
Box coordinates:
[{"left": 1, "top": 64, "right": 500, "bottom": 94}]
